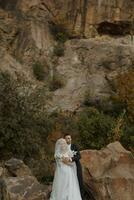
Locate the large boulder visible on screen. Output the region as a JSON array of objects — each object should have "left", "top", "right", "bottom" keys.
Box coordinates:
[
  {"left": 81, "top": 141, "right": 134, "bottom": 200},
  {"left": 2, "top": 176, "right": 49, "bottom": 200},
  {"left": 0, "top": 158, "right": 50, "bottom": 200},
  {"left": 4, "top": 158, "right": 32, "bottom": 177}
]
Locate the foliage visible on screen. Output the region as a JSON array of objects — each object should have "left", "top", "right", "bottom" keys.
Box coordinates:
[
  {"left": 83, "top": 91, "right": 92, "bottom": 106},
  {"left": 53, "top": 112, "right": 77, "bottom": 135},
  {"left": 50, "top": 22, "right": 69, "bottom": 43},
  {"left": 53, "top": 43, "right": 65, "bottom": 57},
  {"left": 46, "top": 107, "right": 133, "bottom": 152},
  {"left": 84, "top": 92, "right": 124, "bottom": 117},
  {"left": 112, "top": 110, "right": 126, "bottom": 141},
  {"left": 0, "top": 71, "right": 53, "bottom": 160},
  {"left": 27, "top": 158, "right": 53, "bottom": 184},
  {"left": 32, "top": 61, "right": 49, "bottom": 81},
  {"left": 49, "top": 73, "right": 65, "bottom": 91},
  {"left": 74, "top": 108, "right": 116, "bottom": 149},
  {"left": 120, "top": 123, "right": 134, "bottom": 151},
  {"left": 0, "top": 68, "right": 133, "bottom": 177},
  {"left": 113, "top": 70, "right": 134, "bottom": 121},
  {"left": 82, "top": 74, "right": 134, "bottom": 151}
]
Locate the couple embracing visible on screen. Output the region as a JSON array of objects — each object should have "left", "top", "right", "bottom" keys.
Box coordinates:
[{"left": 50, "top": 134, "right": 84, "bottom": 200}]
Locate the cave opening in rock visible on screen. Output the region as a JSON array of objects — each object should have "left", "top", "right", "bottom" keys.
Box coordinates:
[{"left": 97, "top": 21, "right": 132, "bottom": 36}]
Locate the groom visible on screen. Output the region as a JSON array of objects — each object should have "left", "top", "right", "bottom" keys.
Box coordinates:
[{"left": 64, "top": 134, "right": 84, "bottom": 199}]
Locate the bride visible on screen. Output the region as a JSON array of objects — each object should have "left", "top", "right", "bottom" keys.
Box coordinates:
[{"left": 50, "top": 138, "right": 82, "bottom": 200}]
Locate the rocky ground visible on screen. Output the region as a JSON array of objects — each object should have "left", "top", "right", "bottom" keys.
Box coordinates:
[
  {"left": 0, "top": 158, "right": 51, "bottom": 200},
  {"left": 0, "top": 142, "right": 134, "bottom": 200}
]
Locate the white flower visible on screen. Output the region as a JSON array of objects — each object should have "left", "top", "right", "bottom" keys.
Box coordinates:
[{"left": 71, "top": 150, "right": 77, "bottom": 156}]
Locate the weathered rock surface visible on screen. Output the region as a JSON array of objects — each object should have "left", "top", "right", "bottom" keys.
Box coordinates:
[
  {"left": 16, "top": 0, "right": 134, "bottom": 37},
  {"left": 81, "top": 141, "right": 134, "bottom": 200},
  {"left": 0, "top": 158, "right": 50, "bottom": 200},
  {"left": 4, "top": 158, "right": 32, "bottom": 177},
  {"left": 1, "top": 0, "right": 134, "bottom": 39},
  {"left": 46, "top": 38, "right": 134, "bottom": 111},
  {"left": 0, "top": 0, "right": 134, "bottom": 113},
  {"left": 0, "top": 167, "right": 4, "bottom": 177}
]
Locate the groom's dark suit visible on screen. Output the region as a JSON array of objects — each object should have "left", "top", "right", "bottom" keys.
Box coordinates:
[{"left": 71, "top": 144, "right": 84, "bottom": 199}]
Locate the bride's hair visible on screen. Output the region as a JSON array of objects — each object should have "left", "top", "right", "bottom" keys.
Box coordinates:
[
  {"left": 56, "top": 138, "right": 66, "bottom": 145},
  {"left": 54, "top": 138, "right": 68, "bottom": 157}
]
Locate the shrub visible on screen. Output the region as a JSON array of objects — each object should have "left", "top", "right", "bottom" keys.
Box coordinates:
[
  {"left": 113, "top": 70, "right": 134, "bottom": 121},
  {"left": 49, "top": 73, "right": 65, "bottom": 91},
  {"left": 48, "top": 107, "right": 133, "bottom": 152},
  {"left": 27, "top": 158, "right": 54, "bottom": 183},
  {"left": 53, "top": 43, "right": 64, "bottom": 57},
  {"left": 112, "top": 110, "right": 126, "bottom": 141},
  {"left": 83, "top": 92, "right": 119, "bottom": 117},
  {"left": 0, "top": 71, "right": 53, "bottom": 159},
  {"left": 120, "top": 123, "right": 134, "bottom": 151},
  {"left": 32, "top": 61, "right": 49, "bottom": 81},
  {"left": 83, "top": 91, "right": 92, "bottom": 106},
  {"left": 76, "top": 108, "right": 115, "bottom": 149},
  {"left": 50, "top": 22, "right": 69, "bottom": 43}
]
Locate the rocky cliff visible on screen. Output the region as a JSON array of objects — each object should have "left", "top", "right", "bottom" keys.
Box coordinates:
[
  {"left": 41, "top": 0, "right": 134, "bottom": 38},
  {"left": 4, "top": 0, "right": 133, "bottom": 37},
  {"left": 0, "top": 0, "right": 134, "bottom": 111}
]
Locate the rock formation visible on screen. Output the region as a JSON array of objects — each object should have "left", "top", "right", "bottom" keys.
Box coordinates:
[
  {"left": 1, "top": 143, "right": 133, "bottom": 200},
  {"left": 46, "top": 38, "right": 134, "bottom": 111},
  {"left": 0, "top": 158, "right": 50, "bottom": 200},
  {"left": 16, "top": 0, "right": 134, "bottom": 38},
  {"left": 81, "top": 141, "right": 134, "bottom": 200},
  {"left": 0, "top": 0, "right": 134, "bottom": 111}
]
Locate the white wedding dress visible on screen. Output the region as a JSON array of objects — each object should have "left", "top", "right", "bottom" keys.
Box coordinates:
[{"left": 50, "top": 138, "right": 82, "bottom": 200}]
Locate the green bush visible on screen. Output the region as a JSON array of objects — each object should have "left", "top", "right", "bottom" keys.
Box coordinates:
[
  {"left": 0, "top": 70, "right": 133, "bottom": 165},
  {"left": 84, "top": 92, "right": 125, "bottom": 118},
  {"left": 27, "top": 158, "right": 54, "bottom": 183},
  {"left": 52, "top": 112, "right": 77, "bottom": 135},
  {"left": 76, "top": 108, "right": 115, "bottom": 149},
  {"left": 50, "top": 23, "right": 69, "bottom": 43},
  {"left": 120, "top": 123, "right": 134, "bottom": 151},
  {"left": 53, "top": 43, "right": 64, "bottom": 57},
  {"left": 49, "top": 107, "right": 133, "bottom": 152},
  {"left": 49, "top": 73, "right": 65, "bottom": 91},
  {"left": 83, "top": 91, "right": 92, "bottom": 106},
  {"left": 32, "top": 61, "right": 49, "bottom": 81},
  {"left": 0, "top": 71, "right": 53, "bottom": 160}
]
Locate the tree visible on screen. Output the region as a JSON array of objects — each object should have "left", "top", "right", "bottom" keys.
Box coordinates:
[{"left": 115, "top": 70, "right": 134, "bottom": 122}]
